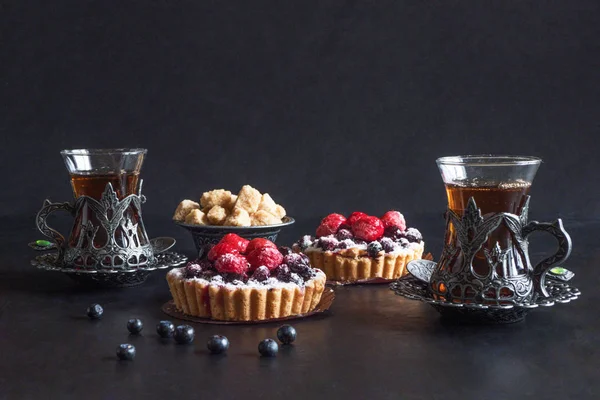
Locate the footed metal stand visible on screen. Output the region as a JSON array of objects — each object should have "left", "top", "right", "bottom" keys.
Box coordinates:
[{"left": 31, "top": 182, "right": 187, "bottom": 288}]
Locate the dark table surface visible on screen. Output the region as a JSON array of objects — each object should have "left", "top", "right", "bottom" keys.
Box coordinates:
[{"left": 0, "top": 214, "right": 598, "bottom": 400}]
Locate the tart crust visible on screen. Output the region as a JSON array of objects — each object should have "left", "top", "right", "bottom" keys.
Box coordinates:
[
  {"left": 166, "top": 269, "right": 326, "bottom": 321},
  {"left": 303, "top": 242, "right": 424, "bottom": 282}
]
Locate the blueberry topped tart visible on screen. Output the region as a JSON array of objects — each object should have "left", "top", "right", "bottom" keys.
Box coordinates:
[
  {"left": 293, "top": 211, "right": 424, "bottom": 283},
  {"left": 166, "top": 234, "right": 326, "bottom": 321}
]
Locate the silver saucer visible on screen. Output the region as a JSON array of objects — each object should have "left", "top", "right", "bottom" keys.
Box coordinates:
[
  {"left": 31, "top": 251, "right": 187, "bottom": 288},
  {"left": 390, "top": 260, "right": 581, "bottom": 324}
]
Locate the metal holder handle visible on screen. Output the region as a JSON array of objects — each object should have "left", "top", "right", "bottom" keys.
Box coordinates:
[
  {"left": 523, "top": 219, "right": 572, "bottom": 298},
  {"left": 35, "top": 199, "right": 75, "bottom": 261}
]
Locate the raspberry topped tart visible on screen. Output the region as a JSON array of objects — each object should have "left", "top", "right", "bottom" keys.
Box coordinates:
[
  {"left": 166, "top": 234, "right": 326, "bottom": 321},
  {"left": 293, "top": 211, "right": 424, "bottom": 283}
]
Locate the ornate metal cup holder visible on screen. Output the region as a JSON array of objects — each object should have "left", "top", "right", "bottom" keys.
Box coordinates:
[{"left": 390, "top": 260, "right": 581, "bottom": 324}]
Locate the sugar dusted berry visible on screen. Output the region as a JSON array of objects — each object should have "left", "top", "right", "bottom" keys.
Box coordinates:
[
  {"left": 337, "top": 239, "right": 355, "bottom": 249},
  {"left": 297, "top": 235, "right": 314, "bottom": 251},
  {"left": 379, "top": 237, "right": 396, "bottom": 253},
  {"left": 214, "top": 253, "right": 249, "bottom": 275},
  {"left": 246, "top": 238, "right": 277, "bottom": 254},
  {"left": 220, "top": 233, "right": 250, "bottom": 253},
  {"left": 384, "top": 226, "right": 406, "bottom": 240},
  {"left": 289, "top": 273, "right": 303, "bottom": 285},
  {"left": 336, "top": 229, "right": 354, "bottom": 241},
  {"left": 208, "top": 242, "right": 240, "bottom": 261},
  {"left": 316, "top": 213, "right": 347, "bottom": 237},
  {"left": 381, "top": 211, "right": 406, "bottom": 231},
  {"left": 251, "top": 266, "right": 270, "bottom": 282},
  {"left": 274, "top": 264, "right": 291, "bottom": 281},
  {"left": 317, "top": 237, "right": 338, "bottom": 251},
  {"left": 405, "top": 228, "right": 423, "bottom": 243},
  {"left": 185, "top": 262, "right": 204, "bottom": 278},
  {"left": 347, "top": 211, "right": 368, "bottom": 227},
  {"left": 352, "top": 216, "right": 385, "bottom": 242},
  {"left": 367, "top": 241, "right": 383, "bottom": 257},
  {"left": 247, "top": 246, "right": 283, "bottom": 271},
  {"left": 283, "top": 253, "right": 308, "bottom": 271}
]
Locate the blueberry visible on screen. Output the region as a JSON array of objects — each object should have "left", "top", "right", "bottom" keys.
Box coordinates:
[
  {"left": 367, "top": 241, "right": 383, "bottom": 257},
  {"left": 174, "top": 325, "right": 195, "bottom": 344},
  {"left": 336, "top": 229, "right": 354, "bottom": 241},
  {"left": 379, "top": 237, "right": 396, "bottom": 253},
  {"left": 274, "top": 264, "right": 291, "bottom": 282},
  {"left": 258, "top": 338, "right": 279, "bottom": 357},
  {"left": 86, "top": 304, "right": 103, "bottom": 320},
  {"left": 297, "top": 235, "right": 314, "bottom": 251},
  {"left": 185, "top": 262, "right": 203, "bottom": 278},
  {"left": 405, "top": 228, "right": 423, "bottom": 243},
  {"left": 277, "top": 325, "right": 297, "bottom": 345},
  {"left": 156, "top": 320, "right": 175, "bottom": 338},
  {"left": 278, "top": 246, "right": 292, "bottom": 256},
  {"left": 284, "top": 253, "right": 310, "bottom": 274},
  {"left": 116, "top": 344, "right": 136, "bottom": 361},
  {"left": 288, "top": 273, "right": 304, "bottom": 286},
  {"left": 207, "top": 335, "right": 230, "bottom": 354},
  {"left": 399, "top": 238, "right": 410, "bottom": 247},
  {"left": 251, "top": 266, "right": 270, "bottom": 282},
  {"left": 384, "top": 226, "right": 406, "bottom": 240},
  {"left": 300, "top": 269, "right": 316, "bottom": 281},
  {"left": 318, "top": 237, "right": 338, "bottom": 251},
  {"left": 127, "top": 318, "right": 143, "bottom": 335}
]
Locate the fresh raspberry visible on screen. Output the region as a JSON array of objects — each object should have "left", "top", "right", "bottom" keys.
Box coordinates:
[
  {"left": 220, "top": 233, "right": 250, "bottom": 253},
  {"left": 207, "top": 242, "right": 240, "bottom": 261},
  {"left": 315, "top": 213, "right": 347, "bottom": 237},
  {"left": 380, "top": 211, "right": 406, "bottom": 231},
  {"left": 214, "top": 253, "right": 249, "bottom": 275},
  {"left": 245, "top": 238, "right": 278, "bottom": 254},
  {"left": 247, "top": 246, "right": 284, "bottom": 271},
  {"left": 351, "top": 216, "right": 385, "bottom": 242},
  {"left": 346, "top": 212, "right": 368, "bottom": 227}
]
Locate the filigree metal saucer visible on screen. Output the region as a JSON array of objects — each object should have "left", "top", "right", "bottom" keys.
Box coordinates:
[
  {"left": 390, "top": 260, "right": 581, "bottom": 324},
  {"left": 31, "top": 251, "right": 187, "bottom": 288}
]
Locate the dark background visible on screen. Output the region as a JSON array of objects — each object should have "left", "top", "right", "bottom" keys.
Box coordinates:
[
  {"left": 2, "top": 1, "right": 599, "bottom": 226},
  {"left": 1, "top": 2, "right": 600, "bottom": 399}
]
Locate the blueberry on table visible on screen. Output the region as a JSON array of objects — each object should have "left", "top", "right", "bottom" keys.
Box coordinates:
[
  {"left": 207, "top": 335, "right": 230, "bottom": 354},
  {"left": 127, "top": 319, "right": 143, "bottom": 335},
  {"left": 277, "top": 325, "right": 297, "bottom": 345},
  {"left": 156, "top": 320, "right": 175, "bottom": 338},
  {"left": 258, "top": 339, "right": 279, "bottom": 357},
  {"left": 174, "top": 325, "right": 195, "bottom": 344},
  {"left": 116, "top": 344, "right": 136, "bottom": 361},
  {"left": 86, "top": 304, "right": 103, "bottom": 320}
]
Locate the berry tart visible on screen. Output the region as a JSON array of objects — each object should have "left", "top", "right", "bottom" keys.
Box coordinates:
[
  {"left": 166, "top": 234, "right": 326, "bottom": 321},
  {"left": 293, "top": 211, "right": 424, "bottom": 283}
]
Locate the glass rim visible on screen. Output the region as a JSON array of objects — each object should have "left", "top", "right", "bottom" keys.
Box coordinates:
[
  {"left": 436, "top": 154, "right": 542, "bottom": 167},
  {"left": 60, "top": 148, "right": 147, "bottom": 156}
]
